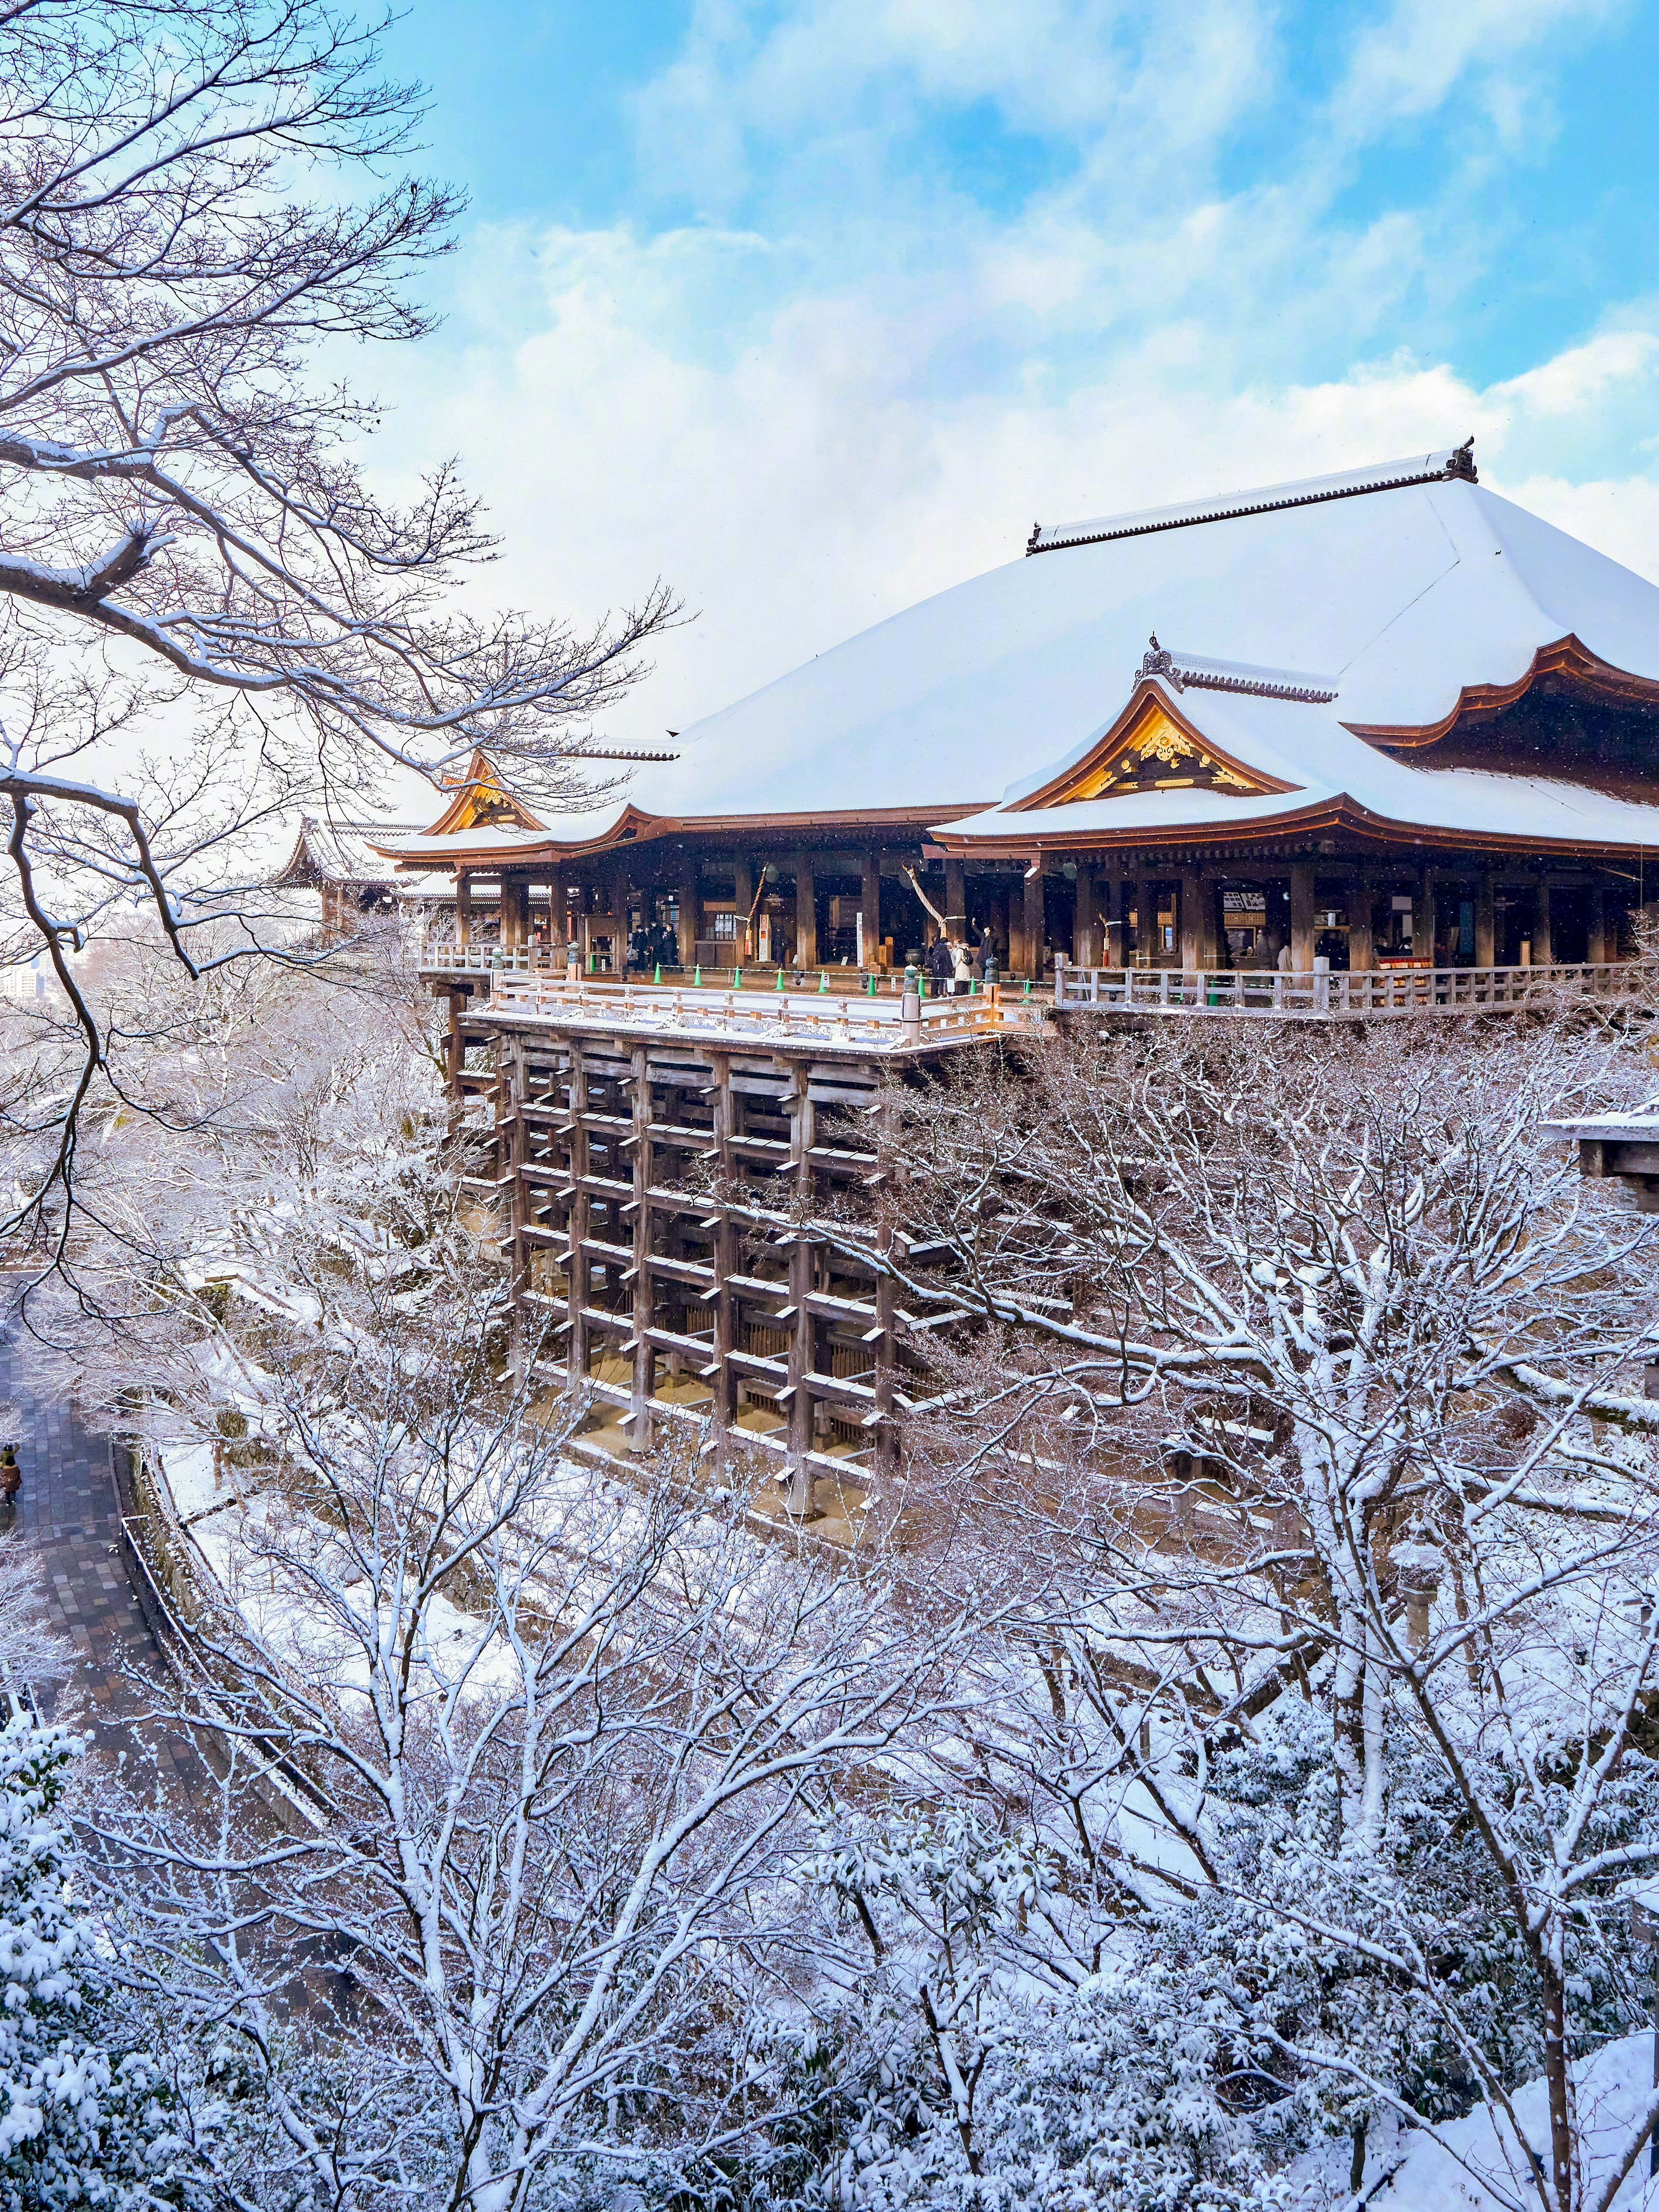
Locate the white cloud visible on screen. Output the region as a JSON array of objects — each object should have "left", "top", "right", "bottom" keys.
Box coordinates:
[
  {"left": 370, "top": 217, "right": 1659, "bottom": 794},
  {"left": 1486, "top": 330, "right": 1659, "bottom": 416},
  {"left": 1328, "top": 0, "right": 1620, "bottom": 137},
  {"left": 356, "top": 0, "right": 1659, "bottom": 802}
]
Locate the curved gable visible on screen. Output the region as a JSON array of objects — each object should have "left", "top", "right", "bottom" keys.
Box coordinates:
[{"left": 1008, "top": 684, "right": 1302, "bottom": 811}]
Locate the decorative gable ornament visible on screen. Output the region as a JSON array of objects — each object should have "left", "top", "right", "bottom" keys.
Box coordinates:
[
  {"left": 417, "top": 747, "right": 550, "bottom": 838},
  {"left": 1010, "top": 686, "right": 1301, "bottom": 811}
]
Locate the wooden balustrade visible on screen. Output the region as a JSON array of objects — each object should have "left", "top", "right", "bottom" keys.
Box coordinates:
[
  {"left": 483, "top": 975, "right": 1045, "bottom": 1049},
  {"left": 1053, "top": 961, "right": 1634, "bottom": 1016}
]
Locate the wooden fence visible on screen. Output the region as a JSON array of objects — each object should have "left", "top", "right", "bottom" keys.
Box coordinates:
[{"left": 1053, "top": 961, "right": 1636, "bottom": 1017}]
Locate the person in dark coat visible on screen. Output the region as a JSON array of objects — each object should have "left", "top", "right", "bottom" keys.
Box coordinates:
[{"left": 926, "top": 936, "right": 954, "bottom": 993}]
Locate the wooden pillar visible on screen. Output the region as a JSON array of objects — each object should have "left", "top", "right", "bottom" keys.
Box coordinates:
[
  {"left": 629, "top": 1046, "right": 652, "bottom": 1447},
  {"left": 1179, "top": 867, "right": 1216, "bottom": 970},
  {"left": 785, "top": 1063, "right": 817, "bottom": 1517},
  {"left": 793, "top": 854, "right": 817, "bottom": 969},
  {"left": 1073, "top": 869, "right": 1098, "bottom": 966},
  {"left": 732, "top": 858, "right": 753, "bottom": 961},
  {"left": 1023, "top": 860, "right": 1046, "bottom": 980},
  {"left": 500, "top": 874, "right": 527, "bottom": 953},
  {"left": 1290, "top": 863, "right": 1316, "bottom": 974},
  {"left": 709, "top": 1050, "right": 735, "bottom": 1441},
  {"left": 1475, "top": 869, "right": 1496, "bottom": 968},
  {"left": 1418, "top": 869, "right": 1438, "bottom": 967},
  {"left": 445, "top": 989, "right": 464, "bottom": 1105},
  {"left": 860, "top": 849, "right": 881, "bottom": 969},
  {"left": 1101, "top": 875, "right": 1124, "bottom": 966},
  {"left": 1136, "top": 874, "right": 1157, "bottom": 966},
  {"left": 944, "top": 858, "right": 966, "bottom": 939},
  {"left": 455, "top": 871, "right": 473, "bottom": 948},
  {"left": 1589, "top": 879, "right": 1609, "bottom": 965},
  {"left": 566, "top": 1040, "right": 589, "bottom": 1391},
  {"left": 1348, "top": 871, "right": 1374, "bottom": 970},
  {"left": 1533, "top": 877, "right": 1552, "bottom": 966},
  {"left": 678, "top": 866, "right": 698, "bottom": 969},
  {"left": 504, "top": 1032, "right": 528, "bottom": 1380}
]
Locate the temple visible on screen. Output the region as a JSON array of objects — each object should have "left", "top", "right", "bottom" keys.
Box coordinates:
[
  {"left": 274, "top": 812, "right": 431, "bottom": 939},
  {"left": 353, "top": 446, "right": 1659, "bottom": 1520},
  {"left": 376, "top": 444, "right": 1659, "bottom": 984}
]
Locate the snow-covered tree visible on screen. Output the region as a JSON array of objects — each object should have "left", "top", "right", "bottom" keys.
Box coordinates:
[
  {"left": 0, "top": 0, "right": 677, "bottom": 1246},
  {"left": 0, "top": 1707, "right": 226, "bottom": 2210},
  {"left": 74, "top": 1248, "right": 988, "bottom": 2212},
  {"left": 808, "top": 1015, "right": 1659, "bottom": 2212}
]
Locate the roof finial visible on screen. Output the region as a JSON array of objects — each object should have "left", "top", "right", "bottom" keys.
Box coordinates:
[
  {"left": 1025, "top": 520, "right": 1042, "bottom": 556},
  {"left": 1138, "top": 633, "right": 1183, "bottom": 689},
  {"left": 1446, "top": 436, "right": 1477, "bottom": 483}
]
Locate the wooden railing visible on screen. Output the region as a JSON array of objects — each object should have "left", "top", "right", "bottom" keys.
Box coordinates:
[
  {"left": 419, "top": 940, "right": 557, "bottom": 975},
  {"left": 419, "top": 942, "right": 991, "bottom": 997},
  {"left": 1054, "top": 961, "right": 1634, "bottom": 1016},
  {"left": 488, "top": 975, "right": 1047, "bottom": 1049}
]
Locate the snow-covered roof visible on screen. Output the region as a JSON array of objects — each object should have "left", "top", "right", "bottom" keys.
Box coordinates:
[
  {"left": 934, "top": 680, "right": 1659, "bottom": 855},
  {"left": 274, "top": 817, "right": 429, "bottom": 888},
  {"left": 382, "top": 825, "right": 554, "bottom": 865},
  {"left": 373, "top": 460, "right": 1659, "bottom": 866}
]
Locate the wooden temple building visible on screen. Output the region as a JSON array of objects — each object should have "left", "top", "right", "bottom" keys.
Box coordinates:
[
  {"left": 273, "top": 813, "right": 430, "bottom": 938},
  {"left": 381, "top": 442, "right": 1659, "bottom": 989},
  {"left": 368, "top": 444, "right": 1659, "bottom": 1517}
]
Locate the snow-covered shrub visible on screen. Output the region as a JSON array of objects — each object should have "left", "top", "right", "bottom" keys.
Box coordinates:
[{"left": 0, "top": 1714, "right": 212, "bottom": 2210}]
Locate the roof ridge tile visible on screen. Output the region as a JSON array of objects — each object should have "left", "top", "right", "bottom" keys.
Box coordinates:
[{"left": 1028, "top": 440, "right": 1476, "bottom": 556}]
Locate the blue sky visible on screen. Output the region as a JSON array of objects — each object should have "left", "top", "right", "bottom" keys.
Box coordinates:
[{"left": 366, "top": 0, "right": 1659, "bottom": 751}]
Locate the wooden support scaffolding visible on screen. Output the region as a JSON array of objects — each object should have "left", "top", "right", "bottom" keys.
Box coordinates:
[{"left": 463, "top": 989, "right": 946, "bottom": 1521}]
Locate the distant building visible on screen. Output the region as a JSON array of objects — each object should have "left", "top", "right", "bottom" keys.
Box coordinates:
[
  {"left": 272, "top": 814, "right": 429, "bottom": 938},
  {"left": 0, "top": 950, "right": 54, "bottom": 1002}
]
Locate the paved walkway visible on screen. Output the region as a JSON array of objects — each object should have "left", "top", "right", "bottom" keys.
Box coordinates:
[{"left": 0, "top": 1298, "right": 198, "bottom": 1795}]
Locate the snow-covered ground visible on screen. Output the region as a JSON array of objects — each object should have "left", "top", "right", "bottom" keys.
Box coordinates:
[{"left": 1301, "top": 2033, "right": 1659, "bottom": 2211}]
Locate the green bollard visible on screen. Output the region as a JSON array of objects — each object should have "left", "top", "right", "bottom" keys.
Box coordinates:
[
  {"left": 866, "top": 971, "right": 875, "bottom": 996},
  {"left": 653, "top": 961, "right": 662, "bottom": 984},
  {"left": 970, "top": 978, "right": 979, "bottom": 995},
  {"left": 1023, "top": 978, "right": 1031, "bottom": 999},
  {"left": 693, "top": 963, "right": 702, "bottom": 986},
  {"left": 734, "top": 965, "right": 743, "bottom": 988},
  {"left": 819, "top": 970, "right": 828, "bottom": 993},
  {"left": 588, "top": 950, "right": 595, "bottom": 973},
  {"left": 776, "top": 967, "right": 786, "bottom": 990}
]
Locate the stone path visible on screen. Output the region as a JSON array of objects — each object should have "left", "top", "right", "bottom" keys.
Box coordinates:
[{"left": 0, "top": 1295, "right": 198, "bottom": 1794}]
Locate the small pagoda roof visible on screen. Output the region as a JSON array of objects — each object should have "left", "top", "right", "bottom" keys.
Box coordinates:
[{"left": 274, "top": 815, "right": 426, "bottom": 889}]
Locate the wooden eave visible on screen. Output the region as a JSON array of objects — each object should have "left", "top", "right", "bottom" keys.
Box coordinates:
[
  {"left": 928, "top": 792, "right": 1659, "bottom": 864},
  {"left": 378, "top": 801, "right": 994, "bottom": 874},
  {"left": 271, "top": 822, "right": 319, "bottom": 890},
  {"left": 1007, "top": 681, "right": 1301, "bottom": 811},
  {"left": 1346, "top": 635, "right": 1659, "bottom": 747}
]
